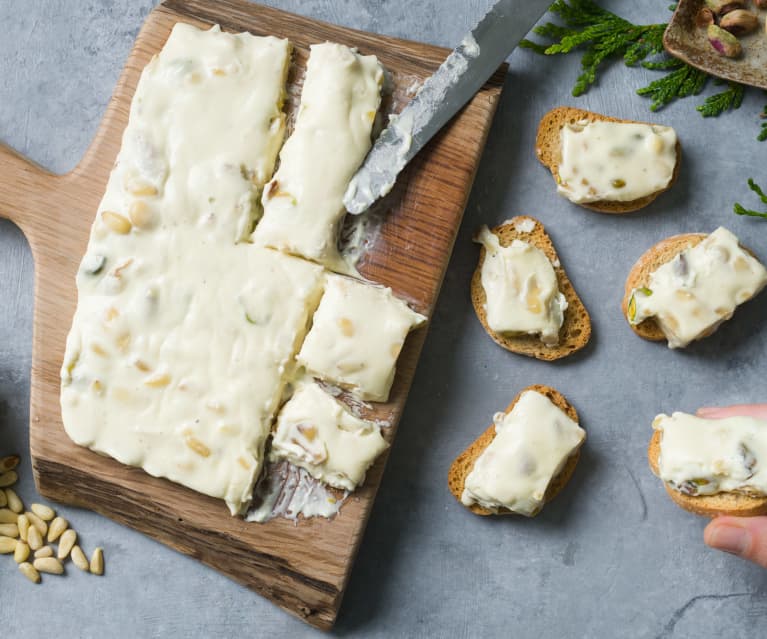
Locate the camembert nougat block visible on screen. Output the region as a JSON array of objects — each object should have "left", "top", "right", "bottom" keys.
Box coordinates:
[
  {"left": 60, "top": 23, "right": 314, "bottom": 516},
  {"left": 270, "top": 383, "right": 388, "bottom": 491},
  {"left": 253, "top": 42, "right": 383, "bottom": 271},
  {"left": 297, "top": 274, "right": 427, "bottom": 402}
]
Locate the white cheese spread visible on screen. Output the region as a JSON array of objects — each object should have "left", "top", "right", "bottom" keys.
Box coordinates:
[
  {"left": 269, "top": 383, "right": 388, "bottom": 491},
  {"left": 474, "top": 225, "right": 567, "bottom": 345},
  {"left": 654, "top": 412, "right": 767, "bottom": 497},
  {"left": 253, "top": 43, "right": 383, "bottom": 271},
  {"left": 461, "top": 390, "right": 585, "bottom": 516},
  {"left": 297, "top": 274, "right": 427, "bottom": 402},
  {"left": 629, "top": 227, "right": 767, "bottom": 349},
  {"left": 60, "top": 24, "right": 330, "bottom": 516},
  {"left": 557, "top": 120, "right": 677, "bottom": 204}
]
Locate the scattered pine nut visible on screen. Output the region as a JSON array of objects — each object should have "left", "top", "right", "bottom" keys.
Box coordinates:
[
  {"left": 0, "top": 508, "right": 18, "bottom": 524},
  {"left": 34, "top": 546, "right": 53, "bottom": 559},
  {"left": 19, "top": 561, "right": 40, "bottom": 583},
  {"left": 17, "top": 514, "right": 29, "bottom": 542},
  {"left": 27, "top": 525, "right": 43, "bottom": 551},
  {"left": 0, "top": 455, "right": 20, "bottom": 472},
  {"left": 0, "top": 471, "right": 17, "bottom": 487},
  {"left": 25, "top": 511, "right": 47, "bottom": 536},
  {"left": 70, "top": 545, "right": 89, "bottom": 572},
  {"left": 5, "top": 488, "right": 23, "bottom": 513},
  {"left": 14, "top": 541, "right": 29, "bottom": 563},
  {"left": 0, "top": 536, "right": 17, "bottom": 553},
  {"left": 47, "top": 516, "right": 68, "bottom": 543},
  {"left": 89, "top": 547, "right": 104, "bottom": 575},
  {"left": 34, "top": 556, "right": 64, "bottom": 575},
  {"left": 0, "top": 489, "right": 6, "bottom": 508},
  {"left": 0, "top": 523, "right": 19, "bottom": 537},
  {"left": 58, "top": 529, "right": 77, "bottom": 560},
  {"left": 30, "top": 503, "right": 55, "bottom": 521}
]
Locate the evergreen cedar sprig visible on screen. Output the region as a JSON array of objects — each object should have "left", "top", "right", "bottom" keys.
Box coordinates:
[
  {"left": 520, "top": 0, "right": 758, "bottom": 134},
  {"left": 759, "top": 104, "right": 767, "bottom": 142},
  {"left": 734, "top": 179, "right": 767, "bottom": 219}
]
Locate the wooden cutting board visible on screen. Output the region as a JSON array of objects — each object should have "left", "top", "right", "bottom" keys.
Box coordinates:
[{"left": 0, "top": 0, "right": 505, "bottom": 629}]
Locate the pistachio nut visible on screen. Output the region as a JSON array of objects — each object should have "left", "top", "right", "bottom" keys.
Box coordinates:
[
  {"left": 696, "top": 7, "right": 715, "bottom": 27},
  {"left": 720, "top": 10, "right": 759, "bottom": 36},
  {"left": 757, "top": 0, "right": 767, "bottom": 8},
  {"left": 707, "top": 24, "right": 743, "bottom": 58},
  {"left": 627, "top": 294, "right": 637, "bottom": 323},
  {"left": 704, "top": 0, "right": 746, "bottom": 16}
]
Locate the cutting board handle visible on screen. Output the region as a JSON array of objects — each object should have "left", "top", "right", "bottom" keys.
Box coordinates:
[{"left": 0, "top": 142, "right": 61, "bottom": 242}]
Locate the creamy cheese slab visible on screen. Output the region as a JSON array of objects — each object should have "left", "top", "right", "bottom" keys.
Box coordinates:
[
  {"left": 629, "top": 227, "right": 767, "bottom": 348},
  {"left": 474, "top": 225, "right": 567, "bottom": 345},
  {"left": 296, "top": 274, "right": 427, "bottom": 402},
  {"left": 253, "top": 42, "right": 383, "bottom": 271},
  {"left": 269, "top": 383, "right": 388, "bottom": 491},
  {"left": 60, "top": 24, "right": 326, "bottom": 516},
  {"left": 461, "top": 391, "right": 585, "bottom": 516},
  {"left": 557, "top": 120, "right": 677, "bottom": 204},
  {"left": 654, "top": 412, "right": 767, "bottom": 497}
]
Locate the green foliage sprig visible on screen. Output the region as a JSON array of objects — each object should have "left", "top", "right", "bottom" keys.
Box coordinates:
[{"left": 734, "top": 179, "right": 767, "bottom": 219}]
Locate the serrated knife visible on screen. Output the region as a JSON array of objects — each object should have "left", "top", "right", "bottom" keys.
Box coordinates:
[{"left": 343, "top": 0, "right": 551, "bottom": 214}]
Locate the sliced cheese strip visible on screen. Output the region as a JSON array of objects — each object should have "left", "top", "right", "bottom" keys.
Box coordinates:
[
  {"left": 60, "top": 24, "right": 319, "bottom": 516},
  {"left": 270, "top": 383, "right": 388, "bottom": 491},
  {"left": 296, "top": 274, "right": 427, "bottom": 402},
  {"left": 253, "top": 42, "right": 383, "bottom": 271}
]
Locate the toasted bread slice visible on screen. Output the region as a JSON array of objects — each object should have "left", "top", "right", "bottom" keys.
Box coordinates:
[
  {"left": 471, "top": 216, "right": 591, "bottom": 361},
  {"left": 448, "top": 384, "right": 583, "bottom": 516},
  {"left": 536, "top": 106, "right": 681, "bottom": 214},
  {"left": 621, "top": 233, "right": 705, "bottom": 341},
  {"left": 648, "top": 429, "right": 767, "bottom": 517}
]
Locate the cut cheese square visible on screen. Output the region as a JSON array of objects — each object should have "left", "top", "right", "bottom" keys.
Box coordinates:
[
  {"left": 270, "top": 383, "right": 388, "bottom": 491},
  {"left": 252, "top": 42, "right": 383, "bottom": 271},
  {"left": 296, "top": 274, "right": 427, "bottom": 402}
]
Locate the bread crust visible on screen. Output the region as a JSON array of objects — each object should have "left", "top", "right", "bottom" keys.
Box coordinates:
[
  {"left": 471, "top": 216, "right": 591, "bottom": 361},
  {"left": 536, "top": 106, "right": 681, "bottom": 214},
  {"left": 448, "top": 385, "right": 583, "bottom": 516},
  {"left": 648, "top": 429, "right": 767, "bottom": 517}
]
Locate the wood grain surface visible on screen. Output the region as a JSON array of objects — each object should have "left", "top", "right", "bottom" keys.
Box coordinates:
[{"left": 0, "top": 0, "right": 504, "bottom": 629}]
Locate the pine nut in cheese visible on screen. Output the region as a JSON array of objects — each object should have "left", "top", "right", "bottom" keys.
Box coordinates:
[{"left": 59, "top": 23, "right": 326, "bottom": 515}]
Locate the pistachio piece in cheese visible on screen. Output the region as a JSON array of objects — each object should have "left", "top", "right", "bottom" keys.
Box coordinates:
[
  {"left": 474, "top": 225, "right": 567, "bottom": 346},
  {"left": 629, "top": 227, "right": 767, "bottom": 348},
  {"left": 269, "top": 383, "right": 388, "bottom": 491},
  {"left": 557, "top": 120, "right": 677, "bottom": 204}
]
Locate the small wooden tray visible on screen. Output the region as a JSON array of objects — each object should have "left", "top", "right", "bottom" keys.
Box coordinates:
[{"left": 0, "top": 0, "right": 504, "bottom": 629}]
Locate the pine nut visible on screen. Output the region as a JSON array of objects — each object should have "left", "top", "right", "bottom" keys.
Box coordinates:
[
  {"left": 0, "top": 471, "right": 17, "bottom": 487},
  {"left": 0, "top": 536, "right": 17, "bottom": 553},
  {"left": 19, "top": 562, "right": 40, "bottom": 583},
  {"left": 17, "top": 514, "right": 29, "bottom": 542},
  {"left": 0, "top": 490, "right": 5, "bottom": 508},
  {"left": 144, "top": 373, "right": 171, "bottom": 388},
  {"left": 0, "top": 455, "right": 19, "bottom": 472},
  {"left": 30, "top": 503, "right": 55, "bottom": 521},
  {"left": 34, "top": 556, "right": 64, "bottom": 575},
  {"left": 58, "top": 529, "right": 77, "bottom": 559},
  {"left": 0, "top": 523, "right": 18, "bottom": 537},
  {"left": 128, "top": 200, "right": 153, "bottom": 228},
  {"left": 89, "top": 547, "right": 104, "bottom": 575},
  {"left": 25, "top": 511, "right": 47, "bottom": 536},
  {"left": 27, "top": 525, "right": 43, "bottom": 551},
  {"left": 47, "top": 516, "right": 68, "bottom": 543},
  {"left": 70, "top": 545, "right": 89, "bottom": 572},
  {"left": 186, "top": 436, "right": 210, "bottom": 457},
  {"left": 101, "top": 210, "right": 132, "bottom": 234},
  {"left": 34, "top": 546, "right": 53, "bottom": 558},
  {"left": 0, "top": 508, "right": 18, "bottom": 523},
  {"left": 14, "top": 541, "right": 29, "bottom": 563},
  {"left": 5, "top": 488, "right": 23, "bottom": 513}
]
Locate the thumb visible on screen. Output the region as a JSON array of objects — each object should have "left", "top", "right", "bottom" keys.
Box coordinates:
[{"left": 704, "top": 516, "right": 767, "bottom": 568}]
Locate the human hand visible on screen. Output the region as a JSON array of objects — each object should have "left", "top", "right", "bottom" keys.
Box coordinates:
[{"left": 697, "top": 404, "right": 767, "bottom": 568}]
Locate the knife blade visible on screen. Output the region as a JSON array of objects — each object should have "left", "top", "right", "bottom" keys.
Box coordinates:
[{"left": 343, "top": 0, "right": 551, "bottom": 214}]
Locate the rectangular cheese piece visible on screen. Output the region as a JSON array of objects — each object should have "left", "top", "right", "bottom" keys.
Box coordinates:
[
  {"left": 461, "top": 391, "right": 585, "bottom": 516},
  {"left": 654, "top": 412, "right": 767, "bottom": 497},
  {"left": 269, "top": 383, "right": 388, "bottom": 491},
  {"left": 297, "top": 274, "right": 427, "bottom": 402},
  {"left": 60, "top": 24, "right": 326, "bottom": 516},
  {"left": 557, "top": 120, "right": 677, "bottom": 204},
  {"left": 474, "top": 225, "right": 567, "bottom": 345},
  {"left": 630, "top": 227, "right": 767, "bottom": 348},
  {"left": 252, "top": 43, "right": 383, "bottom": 271}
]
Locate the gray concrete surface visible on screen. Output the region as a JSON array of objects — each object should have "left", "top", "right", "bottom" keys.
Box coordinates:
[{"left": 2, "top": 1, "right": 767, "bottom": 636}]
